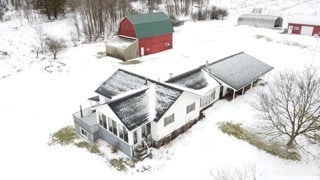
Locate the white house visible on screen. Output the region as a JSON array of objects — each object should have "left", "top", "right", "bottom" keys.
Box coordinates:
[{"left": 72, "top": 52, "right": 273, "bottom": 160}]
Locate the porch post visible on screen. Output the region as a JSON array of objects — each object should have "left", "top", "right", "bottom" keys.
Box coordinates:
[
  {"left": 233, "top": 90, "right": 235, "bottom": 100},
  {"left": 242, "top": 87, "right": 245, "bottom": 95},
  {"left": 250, "top": 81, "right": 253, "bottom": 89}
]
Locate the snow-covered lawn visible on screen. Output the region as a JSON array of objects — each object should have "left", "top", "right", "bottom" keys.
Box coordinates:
[{"left": 1, "top": 3, "right": 320, "bottom": 180}]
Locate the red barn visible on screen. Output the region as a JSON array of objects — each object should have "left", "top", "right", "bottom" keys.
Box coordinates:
[
  {"left": 287, "top": 15, "right": 320, "bottom": 36},
  {"left": 118, "top": 12, "right": 174, "bottom": 56}
]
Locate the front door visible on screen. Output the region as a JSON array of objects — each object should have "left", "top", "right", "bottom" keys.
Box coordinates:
[
  {"left": 141, "top": 122, "right": 151, "bottom": 146},
  {"left": 288, "top": 26, "right": 293, "bottom": 34}
]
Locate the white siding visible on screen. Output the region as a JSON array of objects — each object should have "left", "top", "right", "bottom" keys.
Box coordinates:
[{"left": 153, "top": 91, "right": 200, "bottom": 141}]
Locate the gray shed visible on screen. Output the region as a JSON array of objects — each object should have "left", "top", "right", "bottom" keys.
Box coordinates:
[
  {"left": 237, "top": 14, "right": 283, "bottom": 29},
  {"left": 106, "top": 36, "right": 139, "bottom": 61}
]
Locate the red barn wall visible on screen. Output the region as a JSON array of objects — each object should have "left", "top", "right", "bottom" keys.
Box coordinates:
[
  {"left": 138, "top": 33, "right": 173, "bottom": 56},
  {"left": 288, "top": 23, "right": 320, "bottom": 35},
  {"left": 119, "top": 18, "right": 137, "bottom": 38}
]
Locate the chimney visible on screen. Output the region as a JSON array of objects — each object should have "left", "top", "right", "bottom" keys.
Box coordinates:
[
  {"left": 145, "top": 78, "right": 148, "bottom": 85},
  {"left": 206, "top": 60, "right": 209, "bottom": 67},
  {"left": 80, "top": 105, "right": 83, "bottom": 118},
  {"left": 169, "top": 73, "right": 173, "bottom": 79},
  {"left": 158, "top": 77, "right": 160, "bottom": 82}
]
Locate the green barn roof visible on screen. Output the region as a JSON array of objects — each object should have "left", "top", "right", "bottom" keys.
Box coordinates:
[{"left": 127, "top": 12, "right": 173, "bottom": 39}]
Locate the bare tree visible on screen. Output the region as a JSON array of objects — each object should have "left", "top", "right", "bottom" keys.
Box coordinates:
[
  {"left": 35, "top": 25, "right": 46, "bottom": 55},
  {"left": 252, "top": 66, "right": 320, "bottom": 149},
  {"left": 45, "top": 36, "right": 66, "bottom": 59}
]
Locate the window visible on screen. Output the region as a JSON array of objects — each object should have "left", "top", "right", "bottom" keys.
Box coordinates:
[
  {"left": 118, "top": 123, "right": 124, "bottom": 139},
  {"left": 200, "top": 90, "right": 215, "bottom": 107},
  {"left": 186, "top": 102, "right": 195, "bottom": 114},
  {"left": 112, "top": 120, "right": 117, "bottom": 136},
  {"left": 164, "top": 114, "right": 174, "bottom": 127},
  {"left": 80, "top": 128, "right": 87, "bottom": 138},
  {"left": 99, "top": 113, "right": 107, "bottom": 129},
  {"left": 133, "top": 130, "right": 138, "bottom": 144},
  {"left": 123, "top": 127, "right": 128, "bottom": 143},
  {"left": 108, "top": 118, "right": 112, "bottom": 132}
]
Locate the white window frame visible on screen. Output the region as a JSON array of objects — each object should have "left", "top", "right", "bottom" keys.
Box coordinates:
[
  {"left": 186, "top": 102, "right": 195, "bottom": 114},
  {"left": 164, "top": 114, "right": 174, "bottom": 127},
  {"left": 80, "top": 127, "right": 88, "bottom": 139}
]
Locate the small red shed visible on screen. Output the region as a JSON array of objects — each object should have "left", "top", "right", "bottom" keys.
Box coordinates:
[
  {"left": 118, "top": 12, "right": 174, "bottom": 56},
  {"left": 287, "top": 15, "right": 320, "bottom": 36}
]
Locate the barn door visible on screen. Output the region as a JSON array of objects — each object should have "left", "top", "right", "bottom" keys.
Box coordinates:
[
  {"left": 301, "top": 26, "right": 313, "bottom": 35},
  {"left": 288, "top": 26, "right": 293, "bottom": 34}
]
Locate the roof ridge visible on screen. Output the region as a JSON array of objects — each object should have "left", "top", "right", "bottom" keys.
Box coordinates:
[
  {"left": 107, "top": 86, "right": 149, "bottom": 105},
  {"left": 201, "top": 52, "right": 244, "bottom": 68}
]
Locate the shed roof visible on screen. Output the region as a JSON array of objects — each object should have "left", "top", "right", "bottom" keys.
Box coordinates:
[
  {"left": 204, "top": 52, "right": 273, "bottom": 90},
  {"left": 95, "top": 69, "right": 147, "bottom": 99},
  {"left": 108, "top": 81, "right": 182, "bottom": 131},
  {"left": 288, "top": 15, "right": 320, "bottom": 26},
  {"left": 106, "top": 36, "right": 136, "bottom": 49},
  {"left": 126, "top": 12, "right": 173, "bottom": 39}
]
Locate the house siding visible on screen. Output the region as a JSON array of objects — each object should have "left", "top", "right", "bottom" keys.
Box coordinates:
[
  {"left": 152, "top": 91, "right": 200, "bottom": 142},
  {"left": 119, "top": 18, "right": 136, "bottom": 38},
  {"left": 139, "top": 33, "right": 172, "bottom": 56},
  {"left": 99, "top": 126, "right": 133, "bottom": 157},
  {"left": 74, "top": 122, "right": 99, "bottom": 142}
]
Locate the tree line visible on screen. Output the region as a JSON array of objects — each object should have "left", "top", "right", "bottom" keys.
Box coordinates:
[{"left": 0, "top": 0, "right": 227, "bottom": 42}]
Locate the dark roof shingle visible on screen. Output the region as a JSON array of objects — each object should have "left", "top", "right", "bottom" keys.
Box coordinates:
[
  {"left": 204, "top": 52, "right": 274, "bottom": 90},
  {"left": 95, "top": 69, "right": 147, "bottom": 99}
]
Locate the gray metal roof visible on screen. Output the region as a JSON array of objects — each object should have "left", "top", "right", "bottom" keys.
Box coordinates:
[
  {"left": 107, "top": 78, "right": 182, "bottom": 131},
  {"left": 166, "top": 68, "right": 208, "bottom": 90},
  {"left": 95, "top": 69, "right": 147, "bottom": 99},
  {"left": 204, "top": 52, "right": 273, "bottom": 90},
  {"left": 237, "top": 14, "right": 282, "bottom": 29},
  {"left": 238, "top": 14, "right": 281, "bottom": 21}
]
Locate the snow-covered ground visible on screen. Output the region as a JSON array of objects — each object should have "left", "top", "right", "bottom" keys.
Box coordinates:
[{"left": 1, "top": 1, "right": 320, "bottom": 179}]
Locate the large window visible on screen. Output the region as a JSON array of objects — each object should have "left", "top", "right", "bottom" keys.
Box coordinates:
[
  {"left": 99, "top": 113, "right": 107, "bottom": 129},
  {"left": 200, "top": 90, "right": 215, "bottom": 107},
  {"left": 112, "top": 120, "right": 117, "bottom": 136},
  {"left": 118, "top": 123, "right": 124, "bottom": 139},
  {"left": 123, "top": 127, "right": 128, "bottom": 143},
  {"left": 164, "top": 114, "right": 174, "bottom": 127},
  {"left": 133, "top": 130, "right": 138, "bottom": 144},
  {"left": 108, "top": 118, "right": 112, "bottom": 132},
  {"left": 186, "top": 102, "right": 195, "bottom": 114}
]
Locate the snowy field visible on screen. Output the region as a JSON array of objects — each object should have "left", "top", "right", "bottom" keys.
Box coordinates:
[{"left": 1, "top": 1, "right": 320, "bottom": 180}]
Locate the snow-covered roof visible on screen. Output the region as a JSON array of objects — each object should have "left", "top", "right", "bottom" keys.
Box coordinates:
[
  {"left": 287, "top": 15, "right": 320, "bottom": 26},
  {"left": 166, "top": 68, "right": 220, "bottom": 96},
  {"left": 95, "top": 69, "right": 147, "bottom": 99},
  {"left": 238, "top": 14, "right": 281, "bottom": 21},
  {"left": 204, "top": 52, "right": 273, "bottom": 90},
  {"left": 107, "top": 80, "right": 182, "bottom": 130},
  {"left": 106, "top": 36, "right": 137, "bottom": 49}
]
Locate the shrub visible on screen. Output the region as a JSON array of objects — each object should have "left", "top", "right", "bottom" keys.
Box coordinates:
[
  {"left": 110, "top": 158, "right": 127, "bottom": 171},
  {"left": 218, "top": 122, "right": 300, "bottom": 161},
  {"left": 210, "top": 6, "right": 228, "bottom": 20},
  {"left": 49, "top": 126, "right": 78, "bottom": 145},
  {"left": 75, "top": 141, "right": 103, "bottom": 155}
]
